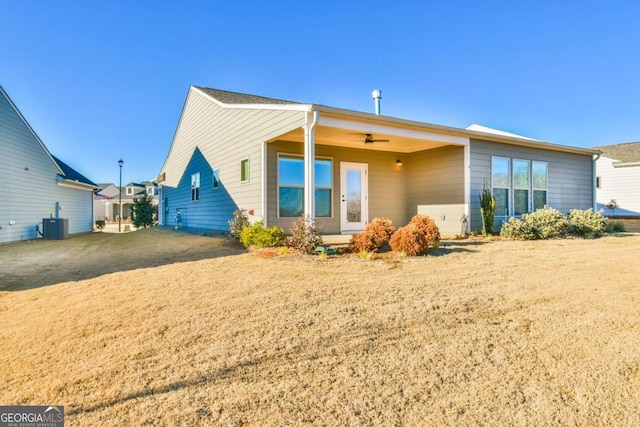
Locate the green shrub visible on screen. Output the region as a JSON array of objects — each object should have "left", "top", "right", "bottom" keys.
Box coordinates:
[
  {"left": 228, "top": 209, "right": 250, "bottom": 239},
  {"left": 349, "top": 218, "right": 395, "bottom": 253},
  {"left": 500, "top": 207, "right": 607, "bottom": 240},
  {"left": 239, "top": 221, "right": 286, "bottom": 248},
  {"left": 568, "top": 208, "right": 606, "bottom": 238},
  {"left": 286, "top": 215, "right": 323, "bottom": 254},
  {"left": 606, "top": 220, "right": 625, "bottom": 233}
]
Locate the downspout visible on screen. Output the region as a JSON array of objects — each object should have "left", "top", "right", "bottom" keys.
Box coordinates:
[
  {"left": 261, "top": 140, "right": 267, "bottom": 226},
  {"left": 463, "top": 140, "right": 471, "bottom": 233},
  {"left": 592, "top": 152, "right": 601, "bottom": 211},
  {"left": 303, "top": 108, "right": 319, "bottom": 220}
]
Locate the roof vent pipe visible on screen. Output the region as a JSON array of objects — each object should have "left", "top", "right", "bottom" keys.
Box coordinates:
[{"left": 372, "top": 89, "right": 382, "bottom": 115}]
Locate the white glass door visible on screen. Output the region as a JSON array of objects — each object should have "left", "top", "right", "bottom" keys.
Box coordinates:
[{"left": 340, "top": 162, "right": 368, "bottom": 233}]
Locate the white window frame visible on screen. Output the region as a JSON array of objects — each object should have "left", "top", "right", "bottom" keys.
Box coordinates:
[
  {"left": 532, "top": 161, "right": 548, "bottom": 210},
  {"left": 276, "top": 153, "right": 333, "bottom": 219},
  {"left": 491, "top": 157, "right": 550, "bottom": 218},
  {"left": 512, "top": 158, "right": 530, "bottom": 216},
  {"left": 491, "top": 156, "right": 511, "bottom": 219},
  {"left": 191, "top": 172, "right": 200, "bottom": 202},
  {"left": 126, "top": 186, "right": 134, "bottom": 196},
  {"left": 240, "top": 158, "right": 250, "bottom": 183},
  {"left": 212, "top": 169, "right": 220, "bottom": 190}
]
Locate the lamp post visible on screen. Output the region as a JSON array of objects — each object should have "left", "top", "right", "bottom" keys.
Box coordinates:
[{"left": 118, "top": 159, "right": 123, "bottom": 233}]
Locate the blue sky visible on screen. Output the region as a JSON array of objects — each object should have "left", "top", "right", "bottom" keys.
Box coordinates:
[{"left": 3, "top": 1, "right": 640, "bottom": 184}]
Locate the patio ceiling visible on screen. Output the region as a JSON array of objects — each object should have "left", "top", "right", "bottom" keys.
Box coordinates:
[{"left": 273, "top": 125, "right": 459, "bottom": 154}]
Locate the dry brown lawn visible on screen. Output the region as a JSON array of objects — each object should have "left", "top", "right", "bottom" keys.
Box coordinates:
[{"left": 1, "top": 228, "right": 640, "bottom": 426}]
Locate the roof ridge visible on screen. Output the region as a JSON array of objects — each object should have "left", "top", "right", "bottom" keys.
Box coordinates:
[{"left": 193, "top": 86, "right": 303, "bottom": 105}]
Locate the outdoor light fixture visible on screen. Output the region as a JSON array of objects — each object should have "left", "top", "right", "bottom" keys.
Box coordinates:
[
  {"left": 396, "top": 159, "right": 402, "bottom": 166},
  {"left": 118, "top": 159, "right": 123, "bottom": 233}
]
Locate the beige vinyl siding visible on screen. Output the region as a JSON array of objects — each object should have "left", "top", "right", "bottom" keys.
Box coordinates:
[
  {"left": 407, "top": 146, "right": 465, "bottom": 234},
  {"left": 0, "top": 89, "right": 94, "bottom": 243},
  {"left": 266, "top": 141, "right": 407, "bottom": 234},
  {"left": 595, "top": 157, "right": 640, "bottom": 216},
  {"left": 159, "top": 87, "right": 305, "bottom": 221},
  {"left": 470, "top": 139, "right": 594, "bottom": 231}
]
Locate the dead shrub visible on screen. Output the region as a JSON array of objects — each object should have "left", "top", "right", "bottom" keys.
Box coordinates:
[
  {"left": 389, "top": 224, "right": 429, "bottom": 256},
  {"left": 349, "top": 218, "right": 395, "bottom": 253},
  {"left": 409, "top": 214, "right": 441, "bottom": 246}
]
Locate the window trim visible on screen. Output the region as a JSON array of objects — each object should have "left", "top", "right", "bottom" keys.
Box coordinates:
[
  {"left": 512, "top": 158, "right": 530, "bottom": 216},
  {"left": 491, "top": 156, "right": 511, "bottom": 219},
  {"left": 532, "top": 160, "right": 548, "bottom": 210},
  {"left": 240, "top": 158, "right": 250, "bottom": 183},
  {"left": 212, "top": 168, "right": 220, "bottom": 190},
  {"left": 491, "top": 156, "right": 549, "bottom": 218},
  {"left": 191, "top": 172, "right": 200, "bottom": 202},
  {"left": 276, "top": 152, "right": 333, "bottom": 219}
]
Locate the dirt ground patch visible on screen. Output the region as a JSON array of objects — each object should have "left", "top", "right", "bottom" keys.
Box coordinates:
[
  {"left": 0, "top": 229, "right": 243, "bottom": 291},
  {"left": 1, "top": 229, "right": 640, "bottom": 425}
]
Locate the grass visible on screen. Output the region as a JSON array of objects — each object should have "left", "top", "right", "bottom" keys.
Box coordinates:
[{"left": 1, "top": 229, "right": 640, "bottom": 425}]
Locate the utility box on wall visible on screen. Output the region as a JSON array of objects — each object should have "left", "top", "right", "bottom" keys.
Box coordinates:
[{"left": 43, "top": 218, "right": 69, "bottom": 240}]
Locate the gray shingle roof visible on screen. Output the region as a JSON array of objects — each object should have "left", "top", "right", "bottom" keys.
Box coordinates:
[
  {"left": 52, "top": 155, "right": 97, "bottom": 187},
  {"left": 592, "top": 142, "right": 640, "bottom": 163},
  {"left": 194, "top": 86, "right": 303, "bottom": 105}
]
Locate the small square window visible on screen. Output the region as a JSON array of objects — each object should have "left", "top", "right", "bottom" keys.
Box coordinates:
[{"left": 241, "top": 159, "right": 249, "bottom": 182}]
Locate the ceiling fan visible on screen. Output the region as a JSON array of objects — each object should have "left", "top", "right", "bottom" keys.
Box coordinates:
[{"left": 351, "top": 133, "right": 390, "bottom": 144}]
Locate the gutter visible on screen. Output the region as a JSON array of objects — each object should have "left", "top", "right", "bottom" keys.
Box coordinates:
[{"left": 592, "top": 151, "right": 602, "bottom": 211}]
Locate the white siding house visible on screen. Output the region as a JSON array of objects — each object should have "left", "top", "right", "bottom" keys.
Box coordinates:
[
  {"left": 0, "top": 86, "right": 98, "bottom": 243},
  {"left": 593, "top": 142, "right": 640, "bottom": 216},
  {"left": 157, "top": 86, "right": 599, "bottom": 236}
]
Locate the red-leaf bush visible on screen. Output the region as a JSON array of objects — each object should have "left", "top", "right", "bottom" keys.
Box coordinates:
[
  {"left": 409, "top": 214, "right": 440, "bottom": 246},
  {"left": 389, "top": 224, "right": 429, "bottom": 256},
  {"left": 349, "top": 218, "right": 395, "bottom": 253},
  {"left": 389, "top": 215, "right": 441, "bottom": 256}
]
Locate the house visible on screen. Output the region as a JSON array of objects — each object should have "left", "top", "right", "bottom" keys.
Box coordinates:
[
  {"left": 156, "top": 86, "right": 599, "bottom": 236},
  {"left": 93, "top": 181, "right": 158, "bottom": 222},
  {"left": 0, "top": 85, "right": 98, "bottom": 243},
  {"left": 592, "top": 142, "right": 640, "bottom": 216}
]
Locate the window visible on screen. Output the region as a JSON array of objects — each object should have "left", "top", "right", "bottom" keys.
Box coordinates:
[
  {"left": 491, "top": 157, "right": 549, "bottom": 217},
  {"left": 513, "top": 159, "right": 530, "bottom": 215},
  {"left": 240, "top": 159, "right": 249, "bottom": 182},
  {"left": 191, "top": 172, "right": 200, "bottom": 201},
  {"left": 532, "top": 161, "right": 548, "bottom": 210},
  {"left": 212, "top": 169, "right": 220, "bottom": 190},
  {"left": 146, "top": 186, "right": 154, "bottom": 196},
  {"left": 278, "top": 155, "right": 332, "bottom": 217},
  {"left": 595, "top": 175, "right": 601, "bottom": 189},
  {"left": 492, "top": 157, "right": 510, "bottom": 218},
  {"left": 126, "top": 186, "right": 134, "bottom": 196}
]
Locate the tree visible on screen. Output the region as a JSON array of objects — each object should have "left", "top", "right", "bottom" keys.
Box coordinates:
[{"left": 131, "top": 194, "right": 156, "bottom": 228}]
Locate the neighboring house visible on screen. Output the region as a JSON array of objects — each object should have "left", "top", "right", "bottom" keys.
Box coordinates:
[
  {"left": 157, "top": 86, "right": 599, "bottom": 235},
  {"left": 93, "top": 181, "right": 158, "bottom": 222},
  {"left": 0, "top": 85, "right": 98, "bottom": 243},
  {"left": 592, "top": 142, "right": 640, "bottom": 216}
]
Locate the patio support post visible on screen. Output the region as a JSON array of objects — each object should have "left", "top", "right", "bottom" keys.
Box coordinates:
[{"left": 303, "top": 110, "right": 318, "bottom": 221}]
